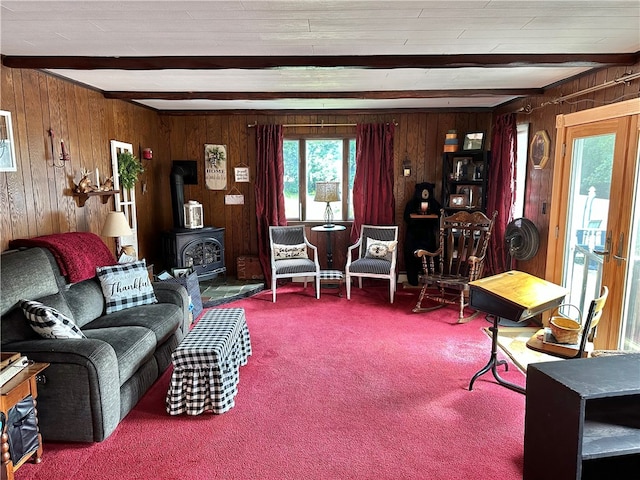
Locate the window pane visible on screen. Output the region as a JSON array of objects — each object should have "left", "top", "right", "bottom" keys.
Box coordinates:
[
  {"left": 348, "top": 139, "right": 356, "bottom": 220},
  {"left": 305, "top": 140, "right": 343, "bottom": 221},
  {"left": 283, "top": 140, "right": 300, "bottom": 220},
  {"left": 515, "top": 123, "right": 529, "bottom": 219}
]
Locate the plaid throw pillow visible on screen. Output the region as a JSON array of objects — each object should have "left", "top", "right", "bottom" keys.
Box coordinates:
[
  {"left": 96, "top": 260, "right": 157, "bottom": 314},
  {"left": 272, "top": 243, "right": 308, "bottom": 260},
  {"left": 364, "top": 238, "right": 398, "bottom": 262},
  {"left": 20, "top": 299, "right": 86, "bottom": 339}
]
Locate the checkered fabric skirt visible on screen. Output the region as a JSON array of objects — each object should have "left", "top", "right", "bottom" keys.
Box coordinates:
[
  {"left": 320, "top": 270, "right": 344, "bottom": 281},
  {"left": 166, "top": 308, "right": 252, "bottom": 415}
]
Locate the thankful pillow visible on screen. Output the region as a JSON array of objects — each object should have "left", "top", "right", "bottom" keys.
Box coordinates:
[
  {"left": 96, "top": 260, "right": 157, "bottom": 314},
  {"left": 364, "top": 238, "right": 398, "bottom": 262},
  {"left": 272, "top": 243, "right": 308, "bottom": 260},
  {"left": 20, "top": 299, "right": 86, "bottom": 339}
]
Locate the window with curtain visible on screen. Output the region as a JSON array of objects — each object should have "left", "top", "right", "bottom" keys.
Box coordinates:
[
  {"left": 283, "top": 137, "right": 356, "bottom": 221},
  {"left": 514, "top": 123, "right": 530, "bottom": 219}
]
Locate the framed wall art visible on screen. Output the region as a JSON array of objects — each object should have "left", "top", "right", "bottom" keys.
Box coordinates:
[
  {"left": 234, "top": 164, "right": 250, "bottom": 183},
  {"left": 462, "top": 132, "right": 485, "bottom": 152},
  {"left": 0, "top": 110, "right": 17, "bottom": 172},
  {"left": 204, "top": 144, "right": 227, "bottom": 190},
  {"left": 530, "top": 130, "right": 551, "bottom": 170}
]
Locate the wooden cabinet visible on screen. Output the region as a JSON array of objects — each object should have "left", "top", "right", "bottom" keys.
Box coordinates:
[
  {"left": 442, "top": 151, "right": 489, "bottom": 214},
  {"left": 524, "top": 354, "right": 640, "bottom": 480},
  {"left": 1, "top": 362, "right": 49, "bottom": 480}
]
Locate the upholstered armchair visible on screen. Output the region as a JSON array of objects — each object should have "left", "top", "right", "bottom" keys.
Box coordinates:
[
  {"left": 345, "top": 225, "right": 399, "bottom": 303},
  {"left": 269, "top": 225, "right": 321, "bottom": 302}
]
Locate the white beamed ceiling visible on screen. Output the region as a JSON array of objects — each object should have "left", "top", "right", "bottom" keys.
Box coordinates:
[{"left": 1, "top": 0, "right": 639, "bottom": 111}]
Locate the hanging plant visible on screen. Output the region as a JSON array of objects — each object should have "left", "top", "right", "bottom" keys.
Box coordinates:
[{"left": 118, "top": 151, "right": 144, "bottom": 190}]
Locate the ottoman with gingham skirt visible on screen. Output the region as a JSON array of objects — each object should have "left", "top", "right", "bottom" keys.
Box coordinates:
[{"left": 166, "top": 308, "right": 252, "bottom": 415}]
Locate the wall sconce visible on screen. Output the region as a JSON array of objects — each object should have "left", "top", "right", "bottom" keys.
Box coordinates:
[
  {"left": 141, "top": 147, "right": 153, "bottom": 160},
  {"left": 402, "top": 154, "right": 411, "bottom": 177},
  {"left": 49, "top": 129, "right": 70, "bottom": 168}
]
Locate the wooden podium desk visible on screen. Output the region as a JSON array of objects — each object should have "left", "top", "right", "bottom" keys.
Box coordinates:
[{"left": 468, "top": 271, "right": 568, "bottom": 394}]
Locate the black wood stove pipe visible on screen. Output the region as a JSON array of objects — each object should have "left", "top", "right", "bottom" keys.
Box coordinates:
[{"left": 170, "top": 166, "right": 187, "bottom": 229}]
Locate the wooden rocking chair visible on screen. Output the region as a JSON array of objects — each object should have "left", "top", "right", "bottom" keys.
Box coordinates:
[{"left": 413, "top": 209, "right": 497, "bottom": 323}]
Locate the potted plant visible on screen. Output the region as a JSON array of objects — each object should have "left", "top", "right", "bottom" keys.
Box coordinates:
[{"left": 117, "top": 151, "right": 144, "bottom": 190}]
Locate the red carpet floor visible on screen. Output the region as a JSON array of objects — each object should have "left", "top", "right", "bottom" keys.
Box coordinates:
[{"left": 19, "top": 284, "right": 527, "bottom": 480}]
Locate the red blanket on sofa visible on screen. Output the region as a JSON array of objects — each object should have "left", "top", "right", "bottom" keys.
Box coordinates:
[{"left": 10, "top": 232, "right": 117, "bottom": 283}]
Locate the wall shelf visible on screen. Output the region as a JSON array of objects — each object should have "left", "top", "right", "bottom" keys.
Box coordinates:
[{"left": 73, "top": 190, "right": 120, "bottom": 207}]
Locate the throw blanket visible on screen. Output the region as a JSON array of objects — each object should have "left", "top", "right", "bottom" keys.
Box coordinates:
[{"left": 10, "top": 232, "right": 117, "bottom": 283}]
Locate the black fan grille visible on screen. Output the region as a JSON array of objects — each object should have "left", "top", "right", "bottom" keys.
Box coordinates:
[{"left": 505, "top": 218, "right": 540, "bottom": 261}]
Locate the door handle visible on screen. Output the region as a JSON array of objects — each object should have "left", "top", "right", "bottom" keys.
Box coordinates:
[
  {"left": 613, "top": 232, "right": 627, "bottom": 264},
  {"left": 592, "top": 230, "right": 612, "bottom": 260}
]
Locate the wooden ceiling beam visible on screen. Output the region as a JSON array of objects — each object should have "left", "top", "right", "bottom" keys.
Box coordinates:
[
  {"left": 3, "top": 53, "right": 638, "bottom": 70},
  {"left": 103, "top": 88, "right": 541, "bottom": 101}
]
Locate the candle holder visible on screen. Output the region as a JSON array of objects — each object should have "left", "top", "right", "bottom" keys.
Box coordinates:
[{"left": 49, "top": 129, "right": 71, "bottom": 168}]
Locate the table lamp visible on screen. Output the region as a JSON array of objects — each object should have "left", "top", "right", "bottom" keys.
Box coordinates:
[
  {"left": 101, "top": 211, "right": 135, "bottom": 261},
  {"left": 314, "top": 181, "right": 340, "bottom": 227}
]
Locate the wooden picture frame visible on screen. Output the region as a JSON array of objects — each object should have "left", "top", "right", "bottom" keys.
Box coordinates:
[
  {"left": 462, "top": 132, "right": 485, "bottom": 151},
  {"left": 449, "top": 194, "right": 468, "bottom": 208},
  {"left": 452, "top": 156, "right": 472, "bottom": 180},
  {"left": 457, "top": 185, "right": 482, "bottom": 207},
  {"left": 234, "top": 166, "right": 250, "bottom": 183},
  {"left": 0, "top": 110, "right": 17, "bottom": 172},
  {"left": 530, "top": 130, "right": 551, "bottom": 170}
]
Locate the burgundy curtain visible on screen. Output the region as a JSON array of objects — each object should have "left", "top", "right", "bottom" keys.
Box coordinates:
[
  {"left": 486, "top": 113, "right": 517, "bottom": 275},
  {"left": 351, "top": 123, "right": 396, "bottom": 243},
  {"left": 255, "top": 124, "right": 286, "bottom": 285}
]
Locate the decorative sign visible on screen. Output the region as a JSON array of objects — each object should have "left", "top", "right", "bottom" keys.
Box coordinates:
[
  {"left": 225, "top": 194, "right": 245, "bottom": 205},
  {"left": 225, "top": 186, "right": 245, "bottom": 205},
  {"left": 234, "top": 166, "right": 250, "bottom": 183},
  {"left": 204, "top": 144, "right": 227, "bottom": 190}
]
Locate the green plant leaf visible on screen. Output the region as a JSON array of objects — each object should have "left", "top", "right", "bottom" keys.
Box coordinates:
[{"left": 118, "top": 152, "right": 144, "bottom": 190}]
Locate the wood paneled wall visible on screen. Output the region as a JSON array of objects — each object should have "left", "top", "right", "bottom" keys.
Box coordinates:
[
  {"left": 0, "top": 64, "right": 170, "bottom": 264},
  {"left": 160, "top": 112, "right": 492, "bottom": 275},
  {"left": 2, "top": 60, "right": 639, "bottom": 279},
  {"left": 497, "top": 61, "right": 640, "bottom": 279}
]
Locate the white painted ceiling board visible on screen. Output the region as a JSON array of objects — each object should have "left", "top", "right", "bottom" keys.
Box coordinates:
[{"left": 1, "top": 0, "right": 638, "bottom": 111}]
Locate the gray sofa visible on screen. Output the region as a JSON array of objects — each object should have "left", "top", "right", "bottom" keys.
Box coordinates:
[{"left": 1, "top": 247, "right": 190, "bottom": 443}]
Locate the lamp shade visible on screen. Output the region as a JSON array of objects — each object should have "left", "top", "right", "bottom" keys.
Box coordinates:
[
  {"left": 101, "top": 211, "right": 133, "bottom": 237},
  {"left": 314, "top": 182, "right": 340, "bottom": 203}
]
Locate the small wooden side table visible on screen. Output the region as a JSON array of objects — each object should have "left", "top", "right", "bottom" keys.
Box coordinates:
[
  {"left": 311, "top": 224, "right": 346, "bottom": 270},
  {"left": 1, "top": 362, "right": 49, "bottom": 480}
]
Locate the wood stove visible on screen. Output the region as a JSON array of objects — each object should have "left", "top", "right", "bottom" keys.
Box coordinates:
[
  {"left": 162, "top": 160, "right": 226, "bottom": 280},
  {"left": 161, "top": 227, "right": 226, "bottom": 280}
]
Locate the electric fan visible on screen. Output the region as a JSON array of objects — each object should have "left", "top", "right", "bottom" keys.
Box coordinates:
[
  {"left": 505, "top": 218, "right": 540, "bottom": 269},
  {"left": 498, "top": 218, "right": 541, "bottom": 327}
]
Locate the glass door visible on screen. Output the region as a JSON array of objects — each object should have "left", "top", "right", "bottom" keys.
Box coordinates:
[
  {"left": 620, "top": 134, "right": 640, "bottom": 351},
  {"left": 561, "top": 130, "right": 613, "bottom": 316},
  {"left": 549, "top": 102, "right": 639, "bottom": 350}
]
